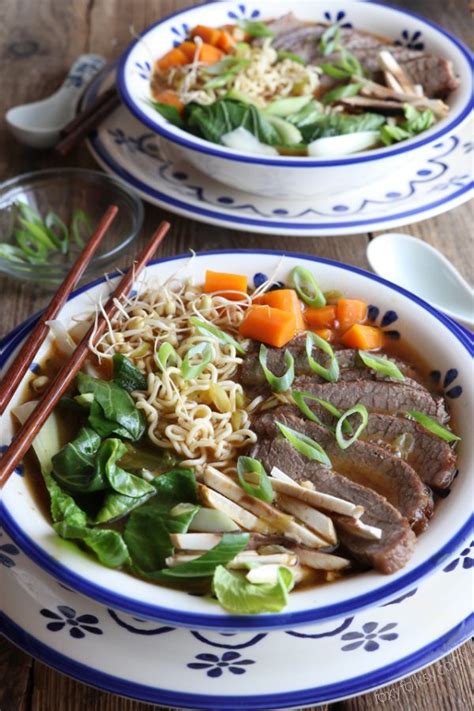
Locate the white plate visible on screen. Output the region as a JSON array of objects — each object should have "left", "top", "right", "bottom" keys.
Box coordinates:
[
  {"left": 84, "top": 65, "right": 473, "bottom": 236},
  {"left": 0, "top": 251, "right": 472, "bottom": 631},
  {"left": 1, "top": 524, "right": 472, "bottom": 709}
]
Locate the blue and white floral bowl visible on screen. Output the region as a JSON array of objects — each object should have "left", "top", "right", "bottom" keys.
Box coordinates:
[
  {"left": 117, "top": 0, "right": 473, "bottom": 199},
  {"left": 0, "top": 251, "right": 472, "bottom": 631}
]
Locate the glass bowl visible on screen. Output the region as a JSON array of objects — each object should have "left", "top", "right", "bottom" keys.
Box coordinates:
[{"left": 0, "top": 168, "right": 144, "bottom": 286}]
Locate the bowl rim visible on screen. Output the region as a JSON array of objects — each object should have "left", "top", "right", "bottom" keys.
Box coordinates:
[
  {"left": 117, "top": 0, "right": 474, "bottom": 168},
  {"left": 0, "top": 249, "right": 472, "bottom": 630},
  {"left": 0, "top": 167, "right": 144, "bottom": 274}
]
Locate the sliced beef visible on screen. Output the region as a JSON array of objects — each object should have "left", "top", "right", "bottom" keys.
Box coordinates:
[
  {"left": 263, "top": 14, "right": 459, "bottom": 98},
  {"left": 253, "top": 409, "right": 433, "bottom": 532},
  {"left": 362, "top": 413, "right": 457, "bottom": 490},
  {"left": 250, "top": 436, "right": 416, "bottom": 574},
  {"left": 294, "top": 375, "right": 449, "bottom": 423}
]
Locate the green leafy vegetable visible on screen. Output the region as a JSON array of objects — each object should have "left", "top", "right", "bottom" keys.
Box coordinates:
[
  {"left": 181, "top": 342, "right": 214, "bottom": 379},
  {"left": 186, "top": 99, "right": 280, "bottom": 147},
  {"left": 335, "top": 404, "right": 368, "bottom": 449},
  {"left": 290, "top": 266, "right": 326, "bottom": 307},
  {"left": 118, "top": 444, "right": 178, "bottom": 474},
  {"left": 305, "top": 332, "right": 340, "bottom": 383},
  {"left": 159, "top": 533, "right": 250, "bottom": 579},
  {"left": 258, "top": 344, "right": 295, "bottom": 393},
  {"left": 95, "top": 438, "right": 156, "bottom": 498},
  {"left": 237, "top": 456, "right": 273, "bottom": 503},
  {"left": 406, "top": 410, "right": 461, "bottom": 443},
  {"left": 51, "top": 427, "right": 106, "bottom": 492},
  {"left": 276, "top": 421, "right": 332, "bottom": 466},
  {"left": 239, "top": 19, "right": 274, "bottom": 38},
  {"left": 190, "top": 316, "right": 245, "bottom": 354},
  {"left": 358, "top": 350, "right": 405, "bottom": 381},
  {"left": 94, "top": 489, "right": 156, "bottom": 524},
  {"left": 380, "top": 104, "right": 435, "bottom": 145},
  {"left": 150, "top": 101, "right": 184, "bottom": 128},
  {"left": 213, "top": 564, "right": 294, "bottom": 614},
  {"left": 42, "top": 469, "right": 89, "bottom": 525},
  {"left": 112, "top": 353, "right": 147, "bottom": 392},
  {"left": 299, "top": 112, "right": 385, "bottom": 143}
]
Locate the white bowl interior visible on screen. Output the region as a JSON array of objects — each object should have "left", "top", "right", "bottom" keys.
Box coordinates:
[
  {"left": 120, "top": 0, "right": 472, "bottom": 160},
  {"left": 1, "top": 253, "right": 472, "bottom": 628}
]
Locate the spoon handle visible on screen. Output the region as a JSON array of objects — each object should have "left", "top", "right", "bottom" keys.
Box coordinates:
[{"left": 55, "top": 54, "right": 106, "bottom": 108}]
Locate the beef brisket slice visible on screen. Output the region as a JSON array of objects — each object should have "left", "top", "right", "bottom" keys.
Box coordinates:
[{"left": 250, "top": 436, "right": 416, "bottom": 574}]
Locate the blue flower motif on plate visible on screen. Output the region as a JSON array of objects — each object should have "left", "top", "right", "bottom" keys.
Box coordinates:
[
  {"left": 171, "top": 22, "right": 190, "bottom": 46},
  {"left": 367, "top": 305, "right": 400, "bottom": 340},
  {"left": 0, "top": 527, "right": 20, "bottom": 568},
  {"left": 40, "top": 605, "right": 103, "bottom": 639},
  {"left": 188, "top": 651, "right": 255, "bottom": 677},
  {"left": 443, "top": 540, "right": 474, "bottom": 573},
  {"left": 341, "top": 621, "right": 398, "bottom": 652},
  {"left": 252, "top": 272, "right": 285, "bottom": 290},
  {"left": 0, "top": 444, "right": 23, "bottom": 476},
  {"left": 227, "top": 4, "right": 260, "bottom": 21},
  {"left": 394, "top": 29, "right": 424, "bottom": 51},
  {"left": 134, "top": 60, "right": 151, "bottom": 81},
  {"left": 429, "top": 368, "right": 463, "bottom": 399},
  {"left": 323, "top": 10, "right": 352, "bottom": 28}
]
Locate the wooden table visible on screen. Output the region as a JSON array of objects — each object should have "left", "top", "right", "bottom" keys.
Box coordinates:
[{"left": 0, "top": 1, "right": 472, "bottom": 709}]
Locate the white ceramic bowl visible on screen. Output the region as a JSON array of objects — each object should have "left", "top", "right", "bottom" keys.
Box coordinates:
[
  {"left": 117, "top": 0, "right": 472, "bottom": 199},
  {"left": 1, "top": 251, "right": 472, "bottom": 631}
]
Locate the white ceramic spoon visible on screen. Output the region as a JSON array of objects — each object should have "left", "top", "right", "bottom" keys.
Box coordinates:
[
  {"left": 5, "top": 54, "right": 105, "bottom": 149},
  {"left": 367, "top": 232, "right": 474, "bottom": 329}
]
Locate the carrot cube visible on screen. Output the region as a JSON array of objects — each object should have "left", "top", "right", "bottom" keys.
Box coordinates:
[
  {"left": 341, "top": 324, "right": 383, "bottom": 350},
  {"left": 204, "top": 270, "right": 248, "bottom": 300},
  {"left": 304, "top": 305, "right": 337, "bottom": 330},
  {"left": 239, "top": 305, "right": 297, "bottom": 348},
  {"left": 336, "top": 299, "right": 368, "bottom": 333}
]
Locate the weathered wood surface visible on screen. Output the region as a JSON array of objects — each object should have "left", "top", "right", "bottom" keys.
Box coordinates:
[{"left": 0, "top": 0, "right": 472, "bottom": 709}]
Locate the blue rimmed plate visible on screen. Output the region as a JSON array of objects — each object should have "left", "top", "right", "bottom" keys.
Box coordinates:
[{"left": 0, "top": 251, "right": 472, "bottom": 632}]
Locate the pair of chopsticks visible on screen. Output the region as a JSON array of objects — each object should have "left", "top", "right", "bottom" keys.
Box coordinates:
[
  {"left": 56, "top": 85, "right": 120, "bottom": 156},
  {"left": 0, "top": 208, "right": 170, "bottom": 487}
]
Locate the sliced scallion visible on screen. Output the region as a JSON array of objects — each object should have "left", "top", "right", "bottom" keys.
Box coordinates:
[
  {"left": 71, "top": 208, "right": 93, "bottom": 247},
  {"left": 204, "top": 73, "right": 235, "bottom": 90},
  {"left": 239, "top": 19, "right": 274, "bottom": 38},
  {"left": 319, "top": 23, "right": 341, "bottom": 56},
  {"left": 306, "top": 332, "right": 339, "bottom": 383},
  {"left": 320, "top": 63, "right": 350, "bottom": 80},
  {"left": 322, "top": 82, "right": 362, "bottom": 105},
  {"left": 406, "top": 410, "right": 461, "bottom": 443},
  {"left": 276, "top": 421, "right": 331, "bottom": 466},
  {"left": 335, "top": 404, "right": 368, "bottom": 449},
  {"left": 277, "top": 50, "right": 305, "bottom": 65},
  {"left": 237, "top": 456, "right": 274, "bottom": 503},
  {"left": 292, "top": 389, "right": 352, "bottom": 433},
  {"left": 190, "top": 317, "right": 245, "bottom": 354},
  {"left": 45, "top": 211, "right": 69, "bottom": 254},
  {"left": 259, "top": 344, "right": 295, "bottom": 393},
  {"left": 156, "top": 342, "right": 180, "bottom": 371},
  {"left": 358, "top": 350, "right": 405, "bottom": 381},
  {"left": 290, "top": 266, "right": 326, "bottom": 308},
  {"left": 181, "top": 342, "right": 214, "bottom": 380},
  {"left": 14, "top": 230, "right": 49, "bottom": 262}
]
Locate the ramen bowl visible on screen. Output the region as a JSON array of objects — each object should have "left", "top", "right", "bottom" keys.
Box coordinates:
[
  {"left": 117, "top": 0, "right": 472, "bottom": 199},
  {"left": 0, "top": 250, "right": 472, "bottom": 631}
]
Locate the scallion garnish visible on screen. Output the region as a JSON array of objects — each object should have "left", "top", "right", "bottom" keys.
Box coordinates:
[
  {"left": 45, "top": 211, "right": 69, "bottom": 254},
  {"left": 204, "top": 73, "right": 235, "bottom": 90},
  {"left": 305, "top": 332, "right": 340, "bottom": 383},
  {"left": 290, "top": 266, "right": 326, "bottom": 308},
  {"left": 335, "top": 404, "right": 368, "bottom": 449},
  {"left": 239, "top": 19, "right": 274, "bottom": 38},
  {"left": 181, "top": 342, "right": 213, "bottom": 380},
  {"left": 277, "top": 50, "right": 305, "bottom": 65},
  {"left": 319, "top": 23, "right": 341, "bottom": 56},
  {"left": 71, "top": 208, "right": 93, "bottom": 247},
  {"left": 406, "top": 411, "right": 461, "bottom": 443},
  {"left": 259, "top": 344, "right": 295, "bottom": 393},
  {"left": 292, "top": 389, "right": 352, "bottom": 433},
  {"left": 276, "top": 421, "right": 332, "bottom": 466},
  {"left": 358, "top": 350, "right": 405, "bottom": 381},
  {"left": 322, "top": 82, "right": 362, "bottom": 105},
  {"left": 237, "top": 456, "right": 274, "bottom": 503},
  {"left": 189, "top": 317, "right": 245, "bottom": 354},
  {"left": 156, "top": 342, "right": 180, "bottom": 371},
  {"left": 320, "top": 63, "right": 352, "bottom": 80}
]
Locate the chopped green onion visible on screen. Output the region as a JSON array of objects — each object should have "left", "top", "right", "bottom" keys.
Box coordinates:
[
  {"left": 239, "top": 19, "right": 274, "bottom": 38},
  {"left": 16, "top": 201, "right": 43, "bottom": 226},
  {"left": 45, "top": 211, "right": 69, "bottom": 254},
  {"left": 292, "top": 389, "right": 352, "bottom": 433},
  {"left": 277, "top": 50, "right": 305, "bottom": 65},
  {"left": 17, "top": 218, "right": 57, "bottom": 251},
  {"left": 358, "top": 350, "right": 405, "bottom": 381},
  {"left": 322, "top": 82, "right": 362, "bottom": 105},
  {"left": 305, "top": 332, "right": 340, "bottom": 383},
  {"left": 320, "top": 62, "right": 351, "bottom": 80},
  {"left": 339, "top": 49, "right": 364, "bottom": 77},
  {"left": 319, "top": 23, "right": 341, "bottom": 56},
  {"left": 258, "top": 344, "right": 294, "bottom": 393},
  {"left": 0, "top": 244, "right": 27, "bottom": 263},
  {"left": 14, "top": 230, "right": 49, "bottom": 262},
  {"left": 290, "top": 266, "right": 326, "bottom": 307},
  {"left": 204, "top": 72, "right": 235, "bottom": 90},
  {"left": 189, "top": 317, "right": 245, "bottom": 354},
  {"left": 156, "top": 342, "right": 180, "bottom": 371},
  {"left": 181, "top": 342, "right": 213, "bottom": 379},
  {"left": 276, "top": 421, "right": 331, "bottom": 466},
  {"left": 204, "top": 57, "right": 250, "bottom": 76},
  {"left": 237, "top": 456, "right": 274, "bottom": 503},
  {"left": 71, "top": 208, "right": 93, "bottom": 247},
  {"left": 406, "top": 410, "right": 461, "bottom": 443},
  {"left": 335, "top": 405, "right": 368, "bottom": 449}
]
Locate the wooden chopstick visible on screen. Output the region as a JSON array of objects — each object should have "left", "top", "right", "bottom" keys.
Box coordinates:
[
  {"left": 0, "top": 220, "right": 171, "bottom": 487},
  {"left": 0, "top": 204, "right": 119, "bottom": 416},
  {"left": 55, "top": 86, "right": 120, "bottom": 156}
]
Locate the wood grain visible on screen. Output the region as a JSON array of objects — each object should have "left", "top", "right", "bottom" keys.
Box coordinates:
[{"left": 0, "top": 0, "right": 472, "bottom": 709}]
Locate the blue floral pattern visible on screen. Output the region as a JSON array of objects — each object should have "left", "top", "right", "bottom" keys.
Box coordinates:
[
  {"left": 227, "top": 4, "right": 260, "bottom": 21},
  {"left": 170, "top": 22, "right": 190, "bottom": 47},
  {"left": 134, "top": 60, "right": 151, "bottom": 80},
  {"left": 108, "top": 609, "right": 175, "bottom": 635},
  {"left": 0, "top": 444, "right": 23, "bottom": 476},
  {"left": 367, "top": 305, "right": 400, "bottom": 340},
  {"left": 341, "top": 622, "right": 398, "bottom": 652},
  {"left": 188, "top": 651, "right": 255, "bottom": 677},
  {"left": 395, "top": 29, "right": 424, "bottom": 51},
  {"left": 40, "top": 606, "right": 103, "bottom": 639},
  {"left": 0, "top": 526, "right": 20, "bottom": 568},
  {"left": 444, "top": 540, "right": 474, "bottom": 572},
  {"left": 429, "top": 368, "right": 463, "bottom": 399},
  {"left": 323, "top": 10, "right": 352, "bottom": 28}
]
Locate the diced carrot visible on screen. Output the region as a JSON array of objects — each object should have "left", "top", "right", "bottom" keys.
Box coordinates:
[
  {"left": 153, "top": 90, "right": 185, "bottom": 114},
  {"left": 341, "top": 324, "right": 383, "bottom": 350},
  {"left": 313, "top": 328, "right": 335, "bottom": 342},
  {"left": 191, "top": 24, "right": 222, "bottom": 46},
  {"left": 198, "top": 42, "right": 223, "bottom": 65},
  {"left": 157, "top": 47, "right": 189, "bottom": 71},
  {"left": 216, "top": 29, "right": 236, "bottom": 53},
  {"left": 253, "top": 289, "right": 305, "bottom": 332},
  {"left": 204, "top": 270, "right": 248, "bottom": 300},
  {"left": 239, "top": 305, "right": 297, "bottom": 348},
  {"left": 336, "top": 299, "right": 368, "bottom": 333},
  {"left": 180, "top": 41, "right": 198, "bottom": 62},
  {"left": 304, "top": 305, "right": 337, "bottom": 330}
]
